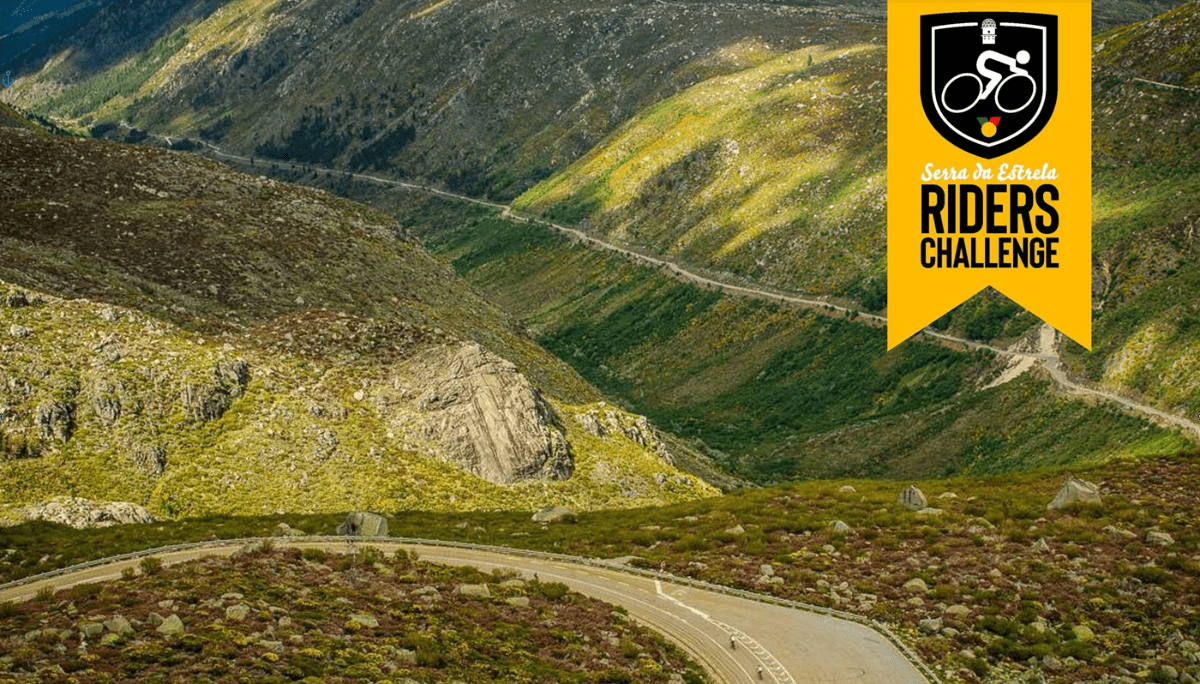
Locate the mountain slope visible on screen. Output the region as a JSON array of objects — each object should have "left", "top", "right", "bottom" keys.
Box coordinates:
[
  {"left": 1, "top": 0, "right": 889, "bottom": 200},
  {"left": 1060, "top": 0, "right": 1200, "bottom": 422},
  {"left": 0, "top": 127, "right": 718, "bottom": 518}
]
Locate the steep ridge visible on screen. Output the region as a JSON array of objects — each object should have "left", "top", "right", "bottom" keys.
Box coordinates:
[{"left": 0, "top": 127, "right": 718, "bottom": 518}]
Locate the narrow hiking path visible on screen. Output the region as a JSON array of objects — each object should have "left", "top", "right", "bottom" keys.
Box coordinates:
[{"left": 137, "top": 130, "right": 1198, "bottom": 440}]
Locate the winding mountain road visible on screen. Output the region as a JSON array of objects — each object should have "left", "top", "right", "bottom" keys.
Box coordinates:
[
  {"left": 0, "top": 539, "right": 932, "bottom": 684},
  {"left": 134, "top": 130, "right": 1198, "bottom": 440}
]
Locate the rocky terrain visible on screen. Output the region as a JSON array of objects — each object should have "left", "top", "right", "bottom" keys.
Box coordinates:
[
  {"left": 0, "top": 127, "right": 717, "bottom": 517},
  {"left": 0, "top": 543, "right": 709, "bottom": 683}
]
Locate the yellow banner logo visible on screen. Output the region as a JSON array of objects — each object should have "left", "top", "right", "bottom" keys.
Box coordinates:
[{"left": 887, "top": 1, "right": 1091, "bottom": 350}]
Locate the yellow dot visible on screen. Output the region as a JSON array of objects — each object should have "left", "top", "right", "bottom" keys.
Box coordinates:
[{"left": 981, "top": 122, "right": 997, "bottom": 138}]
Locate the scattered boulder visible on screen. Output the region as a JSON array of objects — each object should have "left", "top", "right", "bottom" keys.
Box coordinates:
[
  {"left": 1072, "top": 624, "right": 1095, "bottom": 641},
  {"left": 103, "top": 615, "right": 133, "bottom": 635},
  {"left": 1147, "top": 530, "right": 1176, "bottom": 546},
  {"left": 830, "top": 520, "right": 852, "bottom": 534},
  {"left": 9, "top": 324, "right": 32, "bottom": 338},
  {"left": 80, "top": 622, "right": 104, "bottom": 638},
  {"left": 346, "top": 614, "right": 379, "bottom": 629},
  {"left": 1032, "top": 538, "right": 1052, "bottom": 553},
  {"left": 839, "top": 485, "right": 857, "bottom": 493},
  {"left": 1047, "top": 476, "right": 1102, "bottom": 510},
  {"left": 760, "top": 564, "right": 774, "bottom": 577},
  {"left": 1104, "top": 525, "right": 1137, "bottom": 541},
  {"left": 506, "top": 596, "right": 530, "bottom": 607},
  {"left": 156, "top": 614, "right": 184, "bottom": 635},
  {"left": 273, "top": 522, "right": 308, "bottom": 537},
  {"left": 531, "top": 506, "right": 576, "bottom": 523},
  {"left": 903, "top": 578, "right": 928, "bottom": 593},
  {"left": 898, "top": 485, "right": 927, "bottom": 511},
  {"left": 919, "top": 617, "right": 943, "bottom": 634},
  {"left": 454, "top": 584, "right": 491, "bottom": 598},
  {"left": 724, "top": 524, "right": 746, "bottom": 535},
  {"left": 225, "top": 605, "right": 250, "bottom": 621},
  {"left": 336, "top": 511, "right": 388, "bottom": 537},
  {"left": 945, "top": 604, "right": 971, "bottom": 618},
  {"left": 915, "top": 507, "right": 943, "bottom": 516}
]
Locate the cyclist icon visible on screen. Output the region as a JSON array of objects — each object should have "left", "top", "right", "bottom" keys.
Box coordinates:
[{"left": 941, "top": 49, "right": 1036, "bottom": 114}]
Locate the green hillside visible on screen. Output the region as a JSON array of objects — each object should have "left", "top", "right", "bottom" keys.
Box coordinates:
[
  {"left": 0, "top": 127, "right": 718, "bottom": 519},
  {"left": 1060, "top": 1, "right": 1200, "bottom": 421}
]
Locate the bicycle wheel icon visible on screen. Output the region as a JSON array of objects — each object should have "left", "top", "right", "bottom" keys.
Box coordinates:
[{"left": 940, "top": 72, "right": 1037, "bottom": 115}]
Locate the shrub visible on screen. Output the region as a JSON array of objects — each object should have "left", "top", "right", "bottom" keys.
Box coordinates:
[
  {"left": 140, "top": 556, "right": 163, "bottom": 576},
  {"left": 301, "top": 548, "right": 327, "bottom": 563}
]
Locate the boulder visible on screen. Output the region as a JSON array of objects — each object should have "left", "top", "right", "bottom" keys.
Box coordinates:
[
  {"left": 411, "top": 343, "right": 574, "bottom": 483},
  {"left": 830, "top": 520, "right": 852, "bottom": 534},
  {"left": 724, "top": 524, "right": 746, "bottom": 535},
  {"left": 346, "top": 614, "right": 378, "bottom": 629},
  {"left": 1147, "top": 530, "right": 1175, "bottom": 546},
  {"left": 156, "top": 614, "right": 185, "bottom": 635},
  {"left": 336, "top": 511, "right": 388, "bottom": 537},
  {"left": 838, "top": 485, "right": 857, "bottom": 493},
  {"left": 273, "top": 522, "right": 308, "bottom": 537},
  {"left": 226, "top": 605, "right": 251, "bottom": 621},
  {"left": 531, "top": 506, "right": 576, "bottom": 523},
  {"left": 903, "top": 578, "right": 928, "bottom": 593},
  {"left": 919, "top": 617, "right": 943, "bottom": 634},
  {"left": 1047, "top": 476, "right": 1101, "bottom": 510},
  {"left": 898, "top": 486, "right": 927, "bottom": 511},
  {"left": 103, "top": 616, "right": 133, "bottom": 635},
  {"left": 454, "top": 584, "right": 491, "bottom": 598}
]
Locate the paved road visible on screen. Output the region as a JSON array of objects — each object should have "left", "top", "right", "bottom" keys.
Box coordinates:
[
  {"left": 127, "top": 127, "right": 1200, "bottom": 439},
  {"left": 0, "top": 540, "right": 929, "bottom": 684}
]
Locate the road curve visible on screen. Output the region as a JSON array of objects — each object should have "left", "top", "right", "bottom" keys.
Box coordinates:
[
  {"left": 131, "top": 128, "right": 1200, "bottom": 438},
  {"left": 0, "top": 539, "right": 931, "bottom": 684}
]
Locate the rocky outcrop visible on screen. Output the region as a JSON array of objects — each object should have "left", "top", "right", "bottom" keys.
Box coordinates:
[
  {"left": 36, "top": 400, "right": 75, "bottom": 442},
  {"left": 181, "top": 358, "right": 250, "bottom": 422},
  {"left": 573, "top": 405, "right": 674, "bottom": 464},
  {"left": 413, "top": 343, "right": 573, "bottom": 484},
  {"left": 1047, "top": 476, "right": 1102, "bottom": 510},
  {"left": 11, "top": 497, "right": 155, "bottom": 529},
  {"left": 336, "top": 511, "right": 388, "bottom": 537}
]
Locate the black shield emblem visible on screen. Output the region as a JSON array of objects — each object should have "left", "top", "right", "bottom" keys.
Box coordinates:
[{"left": 920, "top": 12, "right": 1058, "bottom": 159}]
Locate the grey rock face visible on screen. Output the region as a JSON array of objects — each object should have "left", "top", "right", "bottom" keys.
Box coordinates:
[
  {"left": 274, "top": 522, "right": 308, "bottom": 537},
  {"left": 898, "top": 485, "right": 927, "bottom": 511},
  {"left": 14, "top": 497, "right": 154, "bottom": 529},
  {"left": 414, "top": 343, "right": 573, "bottom": 484},
  {"left": 336, "top": 511, "right": 388, "bottom": 537},
  {"left": 1048, "top": 476, "right": 1102, "bottom": 510}
]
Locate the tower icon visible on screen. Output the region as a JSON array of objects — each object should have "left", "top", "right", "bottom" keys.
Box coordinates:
[{"left": 982, "top": 19, "right": 997, "bottom": 44}]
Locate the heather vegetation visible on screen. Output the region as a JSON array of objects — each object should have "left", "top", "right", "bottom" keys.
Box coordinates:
[{"left": 0, "top": 545, "right": 707, "bottom": 683}]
